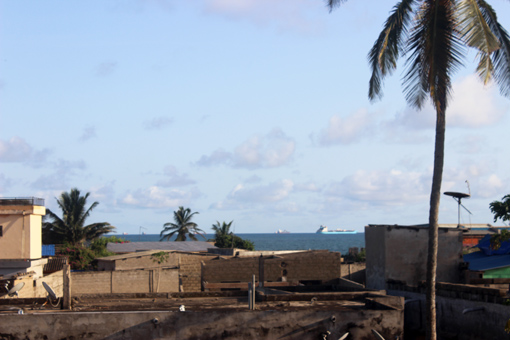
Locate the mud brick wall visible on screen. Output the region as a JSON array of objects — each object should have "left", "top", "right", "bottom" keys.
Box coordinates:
[
  {"left": 264, "top": 251, "right": 342, "bottom": 283},
  {"left": 178, "top": 253, "right": 219, "bottom": 292},
  {"left": 72, "top": 268, "right": 179, "bottom": 295},
  {"left": 114, "top": 252, "right": 179, "bottom": 271},
  {"left": 202, "top": 257, "right": 259, "bottom": 283},
  {"left": 203, "top": 251, "right": 343, "bottom": 284}
]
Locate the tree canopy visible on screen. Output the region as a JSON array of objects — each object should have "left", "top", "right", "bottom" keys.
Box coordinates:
[
  {"left": 160, "top": 206, "right": 205, "bottom": 241},
  {"left": 42, "top": 188, "right": 115, "bottom": 245},
  {"left": 490, "top": 194, "right": 510, "bottom": 224},
  {"left": 211, "top": 221, "right": 255, "bottom": 250}
]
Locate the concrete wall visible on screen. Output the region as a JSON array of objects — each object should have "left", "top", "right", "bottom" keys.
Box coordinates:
[
  {"left": 97, "top": 251, "right": 180, "bottom": 271},
  {"left": 2, "top": 270, "right": 63, "bottom": 299},
  {"left": 0, "top": 204, "right": 45, "bottom": 260},
  {"left": 203, "top": 251, "right": 343, "bottom": 286},
  {"left": 0, "top": 306, "right": 403, "bottom": 340},
  {"left": 366, "top": 225, "right": 463, "bottom": 289},
  {"left": 72, "top": 268, "right": 179, "bottom": 295},
  {"left": 389, "top": 283, "right": 510, "bottom": 340},
  {"left": 340, "top": 262, "right": 366, "bottom": 285}
]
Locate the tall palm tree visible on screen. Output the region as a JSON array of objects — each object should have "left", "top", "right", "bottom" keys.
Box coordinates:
[
  {"left": 43, "top": 188, "right": 115, "bottom": 245},
  {"left": 160, "top": 206, "right": 205, "bottom": 241},
  {"left": 212, "top": 220, "right": 233, "bottom": 238},
  {"left": 327, "top": 1, "right": 510, "bottom": 339}
]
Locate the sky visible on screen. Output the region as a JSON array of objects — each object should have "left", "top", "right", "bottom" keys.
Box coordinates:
[{"left": 1, "top": 0, "right": 509, "bottom": 235}]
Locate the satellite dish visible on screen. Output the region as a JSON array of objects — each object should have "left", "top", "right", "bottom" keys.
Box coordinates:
[
  {"left": 7, "top": 282, "right": 25, "bottom": 297},
  {"left": 444, "top": 191, "right": 472, "bottom": 228},
  {"left": 42, "top": 282, "right": 57, "bottom": 300}
]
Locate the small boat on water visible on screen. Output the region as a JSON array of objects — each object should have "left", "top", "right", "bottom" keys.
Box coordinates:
[
  {"left": 275, "top": 229, "right": 290, "bottom": 234},
  {"left": 316, "top": 225, "right": 356, "bottom": 234}
]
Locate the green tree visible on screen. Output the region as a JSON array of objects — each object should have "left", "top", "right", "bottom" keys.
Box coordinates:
[
  {"left": 490, "top": 194, "right": 510, "bottom": 224},
  {"left": 160, "top": 206, "right": 205, "bottom": 241},
  {"left": 327, "top": 1, "right": 510, "bottom": 339},
  {"left": 211, "top": 221, "right": 255, "bottom": 250},
  {"left": 42, "top": 188, "right": 115, "bottom": 245},
  {"left": 212, "top": 220, "right": 233, "bottom": 238}
]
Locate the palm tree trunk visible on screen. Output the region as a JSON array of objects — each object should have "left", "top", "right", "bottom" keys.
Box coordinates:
[{"left": 426, "top": 106, "right": 446, "bottom": 340}]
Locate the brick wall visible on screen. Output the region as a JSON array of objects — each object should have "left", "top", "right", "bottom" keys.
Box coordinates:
[
  {"left": 178, "top": 253, "right": 218, "bottom": 292},
  {"left": 203, "top": 251, "right": 343, "bottom": 285},
  {"left": 72, "top": 268, "right": 179, "bottom": 295}
]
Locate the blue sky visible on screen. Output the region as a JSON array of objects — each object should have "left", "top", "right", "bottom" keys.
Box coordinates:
[{"left": 1, "top": 0, "right": 509, "bottom": 234}]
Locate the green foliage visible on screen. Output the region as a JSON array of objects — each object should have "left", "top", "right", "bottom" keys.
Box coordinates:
[
  {"left": 58, "top": 236, "right": 128, "bottom": 270},
  {"left": 490, "top": 195, "right": 510, "bottom": 224},
  {"left": 213, "top": 233, "right": 255, "bottom": 251},
  {"left": 211, "top": 220, "right": 254, "bottom": 250},
  {"left": 151, "top": 251, "right": 169, "bottom": 264},
  {"left": 42, "top": 188, "right": 115, "bottom": 245},
  {"left": 90, "top": 236, "right": 128, "bottom": 258},
  {"left": 160, "top": 206, "right": 205, "bottom": 241},
  {"left": 344, "top": 248, "right": 366, "bottom": 262},
  {"left": 490, "top": 229, "right": 510, "bottom": 250},
  {"left": 58, "top": 243, "right": 96, "bottom": 271}
]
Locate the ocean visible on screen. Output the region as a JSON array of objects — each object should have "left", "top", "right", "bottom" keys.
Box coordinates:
[{"left": 113, "top": 233, "right": 365, "bottom": 255}]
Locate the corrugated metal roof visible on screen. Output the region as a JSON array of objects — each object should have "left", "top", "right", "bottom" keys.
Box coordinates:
[
  {"left": 107, "top": 241, "right": 216, "bottom": 253},
  {"left": 464, "top": 251, "right": 510, "bottom": 271}
]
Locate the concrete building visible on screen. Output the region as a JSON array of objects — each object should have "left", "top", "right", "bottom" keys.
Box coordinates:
[
  {"left": 365, "top": 224, "right": 464, "bottom": 290},
  {"left": 0, "top": 198, "right": 47, "bottom": 280}
]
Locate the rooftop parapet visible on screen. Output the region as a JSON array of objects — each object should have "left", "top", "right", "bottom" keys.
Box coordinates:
[{"left": 0, "top": 197, "right": 45, "bottom": 206}]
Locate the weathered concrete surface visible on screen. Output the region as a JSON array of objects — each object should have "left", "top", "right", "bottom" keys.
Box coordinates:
[
  {"left": 366, "top": 225, "right": 463, "bottom": 290},
  {"left": 391, "top": 288, "right": 510, "bottom": 340},
  {"left": 0, "top": 307, "right": 403, "bottom": 340}
]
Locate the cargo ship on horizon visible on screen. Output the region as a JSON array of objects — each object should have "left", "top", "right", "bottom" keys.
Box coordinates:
[{"left": 316, "top": 225, "right": 357, "bottom": 234}]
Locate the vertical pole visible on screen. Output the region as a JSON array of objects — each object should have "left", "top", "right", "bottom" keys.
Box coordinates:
[
  {"left": 63, "top": 264, "right": 71, "bottom": 310},
  {"left": 248, "top": 282, "right": 252, "bottom": 310},
  {"left": 252, "top": 274, "right": 256, "bottom": 310}
]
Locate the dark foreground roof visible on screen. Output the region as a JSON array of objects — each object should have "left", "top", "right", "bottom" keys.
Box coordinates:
[{"left": 107, "top": 241, "right": 216, "bottom": 253}]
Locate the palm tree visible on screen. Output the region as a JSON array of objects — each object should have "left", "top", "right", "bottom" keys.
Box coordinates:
[
  {"left": 327, "top": 1, "right": 510, "bottom": 339},
  {"left": 160, "top": 206, "right": 205, "bottom": 241},
  {"left": 43, "top": 188, "right": 115, "bottom": 245},
  {"left": 212, "top": 220, "right": 233, "bottom": 238}
]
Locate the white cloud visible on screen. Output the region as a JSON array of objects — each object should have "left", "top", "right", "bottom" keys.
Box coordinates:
[
  {"left": 122, "top": 186, "right": 200, "bottom": 209},
  {"left": 79, "top": 126, "right": 97, "bottom": 141},
  {"left": 317, "top": 109, "right": 375, "bottom": 146},
  {"left": 0, "top": 137, "right": 35, "bottom": 162},
  {"left": 212, "top": 179, "right": 294, "bottom": 209},
  {"left": 197, "top": 128, "right": 295, "bottom": 169},
  {"left": 0, "top": 137, "right": 51, "bottom": 167},
  {"left": 156, "top": 165, "right": 196, "bottom": 187},
  {"left": 447, "top": 75, "right": 505, "bottom": 128},
  {"left": 328, "top": 169, "right": 430, "bottom": 205},
  {"left": 388, "top": 74, "right": 506, "bottom": 131},
  {"left": 143, "top": 116, "right": 174, "bottom": 130},
  {"left": 95, "top": 61, "right": 118, "bottom": 77}
]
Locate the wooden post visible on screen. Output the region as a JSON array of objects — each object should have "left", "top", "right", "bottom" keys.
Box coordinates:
[
  {"left": 63, "top": 264, "right": 71, "bottom": 310},
  {"left": 252, "top": 274, "right": 256, "bottom": 310},
  {"left": 248, "top": 282, "right": 252, "bottom": 310}
]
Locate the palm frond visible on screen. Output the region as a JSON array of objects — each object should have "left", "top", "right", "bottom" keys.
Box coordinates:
[
  {"left": 368, "top": 0, "right": 416, "bottom": 100},
  {"left": 457, "top": 0, "right": 500, "bottom": 83},
  {"left": 477, "top": 0, "right": 510, "bottom": 97},
  {"left": 326, "top": 0, "right": 347, "bottom": 12},
  {"left": 403, "top": 0, "right": 464, "bottom": 113}
]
